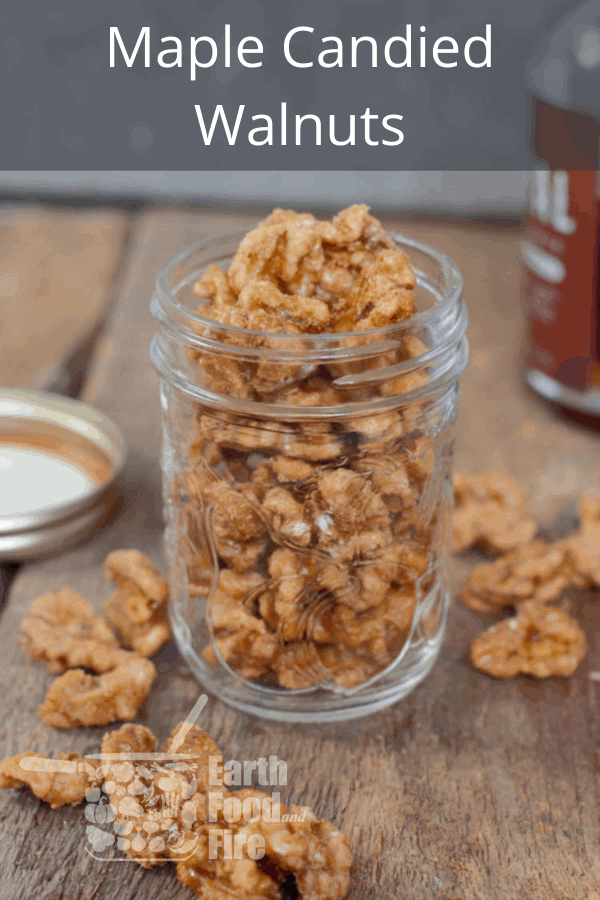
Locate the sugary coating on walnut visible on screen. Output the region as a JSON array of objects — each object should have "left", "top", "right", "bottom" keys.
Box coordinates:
[
  {"left": 101, "top": 722, "right": 157, "bottom": 755},
  {"left": 315, "top": 468, "right": 390, "bottom": 535},
  {"left": 197, "top": 414, "right": 344, "bottom": 462},
  {"left": 103, "top": 549, "right": 170, "bottom": 657},
  {"left": 335, "top": 248, "right": 415, "bottom": 332},
  {"left": 203, "top": 571, "right": 278, "bottom": 679},
  {"left": 177, "top": 787, "right": 351, "bottom": 900},
  {"left": 39, "top": 655, "right": 156, "bottom": 728},
  {"left": 352, "top": 454, "right": 417, "bottom": 512},
  {"left": 346, "top": 410, "right": 406, "bottom": 451},
  {"left": 267, "top": 548, "right": 342, "bottom": 644},
  {"left": 177, "top": 853, "right": 280, "bottom": 899},
  {"left": 104, "top": 550, "right": 169, "bottom": 604},
  {"left": 251, "top": 456, "right": 315, "bottom": 501},
  {"left": 261, "top": 487, "right": 313, "bottom": 548},
  {"left": 328, "top": 587, "right": 416, "bottom": 656},
  {"left": 104, "top": 587, "right": 170, "bottom": 658},
  {"left": 453, "top": 471, "right": 537, "bottom": 553},
  {"left": 470, "top": 600, "right": 586, "bottom": 679},
  {"left": 0, "top": 751, "right": 96, "bottom": 809},
  {"left": 20, "top": 588, "right": 125, "bottom": 674},
  {"left": 193, "top": 205, "right": 414, "bottom": 336},
  {"left": 460, "top": 540, "right": 573, "bottom": 616}
]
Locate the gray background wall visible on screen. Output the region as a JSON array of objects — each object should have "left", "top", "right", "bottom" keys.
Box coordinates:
[{"left": 0, "top": 172, "right": 528, "bottom": 216}]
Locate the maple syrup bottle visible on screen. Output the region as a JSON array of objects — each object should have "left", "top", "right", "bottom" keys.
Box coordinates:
[{"left": 523, "top": 2, "right": 600, "bottom": 420}]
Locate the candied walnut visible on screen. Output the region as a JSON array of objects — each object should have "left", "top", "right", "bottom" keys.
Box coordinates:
[
  {"left": 228, "top": 210, "right": 323, "bottom": 295},
  {"left": 101, "top": 722, "right": 157, "bottom": 755},
  {"left": 272, "top": 642, "right": 325, "bottom": 690},
  {"left": 453, "top": 471, "right": 537, "bottom": 553},
  {"left": 352, "top": 454, "right": 416, "bottom": 512},
  {"left": 379, "top": 368, "right": 429, "bottom": 400},
  {"left": 20, "top": 587, "right": 124, "bottom": 674},
  {"left": 197, "top": 414, "right": 344, "bottom": 463},
  {"left": 337, "top": 248, "right": 416, "bottom": 332},
  {"left": 193, "top": 264, "right": 235, "bottom": 311},
  {"left": 267, "top": 548, "right": 346, "bottom": 643},
  {"left": 346, "top": 410, "right": 406, "bottom": 452},
  {"left": 203, "top": 571, "right": 278, "bottom": 679},
  {"left": 565, "top": 493, "right": 600, "bottom": 589},
  {"left": 199, "top": 478, "right": 268, "bottom": 573},
  {"left": 277, "top": 381, "right": 343, "bottom": 408},
  {"left": 104, "top": 550, "right": 169, "bottom": 604},
  {"left": 281, "top": 424, "right": 344, "bottom": 462},
  {"left": 178, "top": 788, "right": 351, "bottom": 900},
  {"left": 261, "top": 487, "right": 312, "bottom": 548},
  {"left": 316, "top": 645, "right": 386, "bottom": 689},
  {"left": 251, "top": 456, "right": 315, "bottom": 500},
  {"left": 316, "top": 468, "right": 390, "bottom": 536},
  {"left": 100, "top": 722, "right": 222, "bottom": 869},
  {"left": 0, "top": 751, "right": 97, "bottom": 809},
  {"left": 329, "top": 587, "right": 416, "bottom": 655},
  {"left": 401, "top": 334, "right": 428, "bottom": 360},
  {"left": 39, "top": 655, "right": 156, "bottom": 729},
  {"left": 177, "top": 859, "right": 280, "bottom": 899},
  {"left": 104, "top": 550, "right": 170, "bottom": 657},
  {"left": 104, "top": 588, "right": 170, "bottom": 658},
  {"left": 460, "top": 540, "right": 573, "bottom": 616},
  {"left": 318, "top": 202, "right": 390, "bottom": 248},
  {"left": 238, "top": 279, "right": 331, "bottom": 332},
  {"left": 470, "top": 600, "right": 586, "bottom": 679}
]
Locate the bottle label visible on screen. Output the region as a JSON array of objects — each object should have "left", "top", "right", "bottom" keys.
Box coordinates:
[{"left": 523, "top": 169, "right": 600, "bottom": 389}]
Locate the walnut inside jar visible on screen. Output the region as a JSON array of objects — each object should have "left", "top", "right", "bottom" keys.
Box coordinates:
[{"left": 179, "top": 206, "right": 445, "bottom": 691}]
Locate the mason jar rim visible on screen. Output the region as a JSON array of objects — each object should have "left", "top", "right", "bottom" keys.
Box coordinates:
[{"left": 154, "top": 229, "right": 464, "bottom": 348}]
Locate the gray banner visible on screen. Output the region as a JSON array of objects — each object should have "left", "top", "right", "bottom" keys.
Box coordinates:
[{"left": 0, "top": 0, "right": 594, "bottom": 170}]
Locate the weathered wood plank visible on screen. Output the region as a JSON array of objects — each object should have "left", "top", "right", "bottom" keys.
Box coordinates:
[
  {"left": 0, "top": 206, "right": 129, "bottom": 390},
  {"left": 0, "top": 209, "right": 599, "bottom": 900}
]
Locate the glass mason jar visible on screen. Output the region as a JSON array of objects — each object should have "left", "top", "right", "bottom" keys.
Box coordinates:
[{"left": 151, "top": 231, "right": 467, "bottom": 722}]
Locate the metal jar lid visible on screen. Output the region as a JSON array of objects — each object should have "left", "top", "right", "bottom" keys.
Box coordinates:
[{"left": 0, "top": 389, "right": 127, "bottom": 561}]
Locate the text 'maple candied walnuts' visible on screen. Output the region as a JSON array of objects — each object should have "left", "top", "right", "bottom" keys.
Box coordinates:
[{"left": 470, "top": 600, "right": 586, "bottom": 680}]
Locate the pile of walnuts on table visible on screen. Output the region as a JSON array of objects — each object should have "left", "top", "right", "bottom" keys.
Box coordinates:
[
  {"left": 0, "top": 720, "right": 352, "bottom": 900},
  {"left": 18, "top": 549, "right": 170, "bottom": 728},
  {"left": 453, "top": 472, "right": 598, "bottom": 680},
  {"left": 1, "top": 545, "right": 353, "bottom": 900}
]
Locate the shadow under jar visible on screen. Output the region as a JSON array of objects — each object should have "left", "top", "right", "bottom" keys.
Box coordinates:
[{"left": 151, "top": 231, "right": 467, "bottom": 722}]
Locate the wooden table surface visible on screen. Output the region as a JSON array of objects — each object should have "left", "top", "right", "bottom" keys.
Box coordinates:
[{"left": 1, "top": 207, "right": 600, "bottom": 900}]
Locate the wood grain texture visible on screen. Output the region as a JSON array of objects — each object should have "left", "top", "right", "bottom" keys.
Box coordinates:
[
  {"left": 0, "top": 207, "right": 129, "bottom": 390},
  {"left": 0, "top": 208, "right": 599, "bottom": 900}
]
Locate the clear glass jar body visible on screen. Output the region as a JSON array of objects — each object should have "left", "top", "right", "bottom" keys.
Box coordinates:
[{"left": 151, "top": 232, "right": 467, "bottom": 722}]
